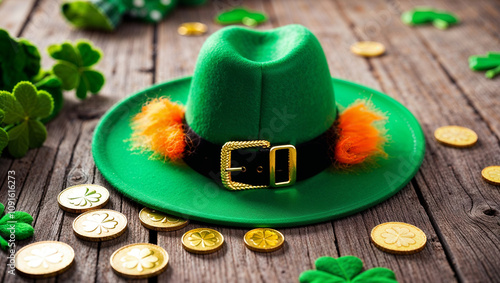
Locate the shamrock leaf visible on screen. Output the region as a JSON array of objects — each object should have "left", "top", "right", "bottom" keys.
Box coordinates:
[
  {"left": 469, "top": 52, "right": 500, "bottom": 79},
  {"left": 0, "top": 211, "right": 34, "bottom": 251},
  {"left": 34, "top": 74, "right": 63, "bottom": 123},
  {"left": 0, "top": 109, "right": 8, "bottom": 155},
  {"left": 0, "top": 81, "right": 53, "bottom": 158},
  {"left": 299, "top": 256, "right": 398, "bottom": 283},
  {"left": 0, "top": 29, "right": 41, "bottom": 91},
  {"left": 401, "top": 7, "right": 459, "bottom": 30},
  {"left": 48, "top": 40, "right": 105, "bottom": 99},
  {"left": 215, "top": 7, "right": 268, "bottom": 27}
]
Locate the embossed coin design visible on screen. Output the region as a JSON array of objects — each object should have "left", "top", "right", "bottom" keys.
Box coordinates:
[
  {"left": 73, "top": 209, "right": 127, "bottom": 241},
  {"left": 371, "top": 222, "right": 427, "bottom": 254},
  {"left": 139, "top": 207, "right": 189, "bottom": 231},
  {"left": 110, "top": 243, "right": 169, "bottom": 279},
  {"left": 244, "top": 228, "right": 285, "bottom": 252},
  {"left": 350, "top": 41, "right": 386, "bottom": 57},
  {"left": 58, "top": 184, "right": 109, "bottom": 213},
  {"left": 15, "top": 241, "right": 74, "bottom": 278},
  {"left": 182, "top": 228, "right": 224, "bottom": 254},
  {"left": 434, "top": 126, "right": 478, "bottom": 148},
  {"left": 482, "top": 166, "right": 500, "bottom": 185},
  {"left": 178, "top": 22, "right": 207, "bottom": 36}
]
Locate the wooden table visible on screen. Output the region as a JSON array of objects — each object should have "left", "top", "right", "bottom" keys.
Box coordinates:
[{"left": 1, "top": 0, "right": 499, "bottom": 282}]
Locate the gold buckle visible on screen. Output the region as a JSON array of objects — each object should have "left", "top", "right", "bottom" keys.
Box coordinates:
[{"left": 220, "top": 140, "right": 297, "bottom": 190}]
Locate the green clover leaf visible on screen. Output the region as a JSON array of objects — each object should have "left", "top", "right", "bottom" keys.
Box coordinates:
[
  {"left": 0, "top": 109, "right": 8, "bottom": 155},
  {"left": 401, "top": 7, "right": 459, "bottom": 30},
  {"left": 35, "top": 74, "right": 63, "bottom": 123},
  {"left": 215, "top": 7, "right": 268, "bottom": 27},
  {"left": 0, "top": 29, "right": 41, "bottom": 91},
  {"left": 48, "top": 40, "right": 105, "bottom": 99},
  {"left": 0, "top": 202, "right": 35, "bottom": 251},
  {"left": 469, "top": 52, "right": 500, "bottom": 79},
  {"left": 299, "top": 256, "right": 398, "bottom": 283},
  {"left": 0, "top": 81, "right": 53, "bottom": 158}
]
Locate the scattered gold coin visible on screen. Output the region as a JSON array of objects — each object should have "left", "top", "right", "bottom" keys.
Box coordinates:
[
  {"left": 482, "top": 166, "right": 500, "bottom": 185},
  {"left": 182, "top": 228, "right": 224, "bottom": 254},
  {"left": 178, "top": 22, "right": 207, "bottom": 36},
  {"left": 244, "top": 228, "right": 285, "bottom": 252},
  {"left": 350, "top": 41, "right": 386, "bottom": 57},
  {"left": 434, "top": 126, "right": 478, "bottom": 148},
  {"left": 73, "top": 209, "right": 127, "bottom": 241},
  {"left": 58, "top": 184, "right": 109, "bottom": 213},
  {"left": 15, "top": 241, "right": 74, "bottom": 278},
  {"left": 371, "top": 222, "right": 427, "bottom": 255},
  {"left": 139, "top": 207, "right": 189, "bottom": 232},
  {"left": 110, "top": 243, "right": 169, "bottom": 279}
]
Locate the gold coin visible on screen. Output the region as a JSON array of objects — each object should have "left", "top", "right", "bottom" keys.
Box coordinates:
[
  {"left": 244, "top": 228, "right": 285, "bottom": 252},
  {"left": 110, "top": 243, "right": 169, "bottom": 279},
  {"left": 58, "top": 184, "right": 109, "bottom": 213},
  {"left": 73, "top": 209, "right": 127, "bottom": 241},
  {"left": 434, "top": 126, "right": 478, "bottom": 148},
  {"left": 182, "top": 228, "right": 224, "bottom": 254},
  {"left": 482, "top": 166, "right": 500, "bottom": 185},
  {"left": 350, "top": 41, "right": 386, "bottom": 57},
  {"left": 15, "top": 241, "right": 74, "bottom": 278},
  {"left": 371, "top": 222, "right": 427, "bottom": 254},
  {"left": 178, "top": 22, "right": 207, "bottom": 36},
  {"left": 139, "top": 207, "right": 189, "bottom": 231}
]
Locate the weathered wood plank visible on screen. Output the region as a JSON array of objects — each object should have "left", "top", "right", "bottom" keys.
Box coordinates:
[
  {"left": 155, "top": 2, "right": 338, "bottom": 282},
  {"left": 0, "top": 0, "right": 36, "bottom": 36},
  {"left": 269, "top": 1, "right": 457, "bottom": 282},
  {"left": 0, "top": 0, "right": 155, "bottom": 281},
  {"left": 338, "top": 0, "right": 500, "bottom": 282}
]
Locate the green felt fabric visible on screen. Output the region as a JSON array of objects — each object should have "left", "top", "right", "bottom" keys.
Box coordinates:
[
  {"left": 186, "top": 25, "right": 336, "bottom": 144},
  {"left": 92, "top": 77, "right": 425, "bottom": 227}
]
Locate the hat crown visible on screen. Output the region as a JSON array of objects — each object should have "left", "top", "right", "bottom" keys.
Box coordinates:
[{"left": 186, "top": 24, "right": 336, "bottom": 144}]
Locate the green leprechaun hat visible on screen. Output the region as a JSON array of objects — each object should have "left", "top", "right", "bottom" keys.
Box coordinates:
[{"left": 92, "top": 25, "right": 425, "bottom": 227}]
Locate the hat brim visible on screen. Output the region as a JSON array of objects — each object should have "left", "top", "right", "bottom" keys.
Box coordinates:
[{"left": 92, "top": 77, "right": 425, "bottom": 227}]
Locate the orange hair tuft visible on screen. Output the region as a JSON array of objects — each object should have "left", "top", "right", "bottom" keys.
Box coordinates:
[
  {"left": 333, "top": 101, "right": 388, "bottom": 166},
  {"left": 130, "top": 97, "right": 186, "bottom": 161}
]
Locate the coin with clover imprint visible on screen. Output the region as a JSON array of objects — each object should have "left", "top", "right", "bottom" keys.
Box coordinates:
[
  {"left": 139, "top": 207, "right": 189, "bottom": 231},
  {"left": 73, "top": 209, "right": 127, "bottom": 241},
  {"left": 15, "top": 241, "right": 74, "bottom": 278},
  {"left": 244, "top": 228, "right": 285, "bottom": 252},
  {"left": 110, "top": 243, "right": 169, "bottom": 279},
  {"left": 58, "top": 184, "right": 109, "bottom": 213},
  {"left": 182, "top": 228, "right": 224, "bottom": 254},
  {"left": 371, "top": 222, "right": 427, "bottom": 254},
  {"left": 434, "top": 126, "right": 478, "bottom": 148},
  {"left": 482, "top": 166, "right": 500, "bottom": 185}
]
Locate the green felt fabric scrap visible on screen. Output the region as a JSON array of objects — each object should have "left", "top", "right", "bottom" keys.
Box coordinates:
[
  {"left": 0, "top": 82, "right": 53, "bottom": 158},
  {"left": 48, "top": 40, "right": 105, "bottom": 99},
  {"left": 299, "top": 256, "right": 398, "bottom": 283},
  {"left": 62, "top": 0, "right": 206, "bottom": 31},
  {"left": 402, "top": 7, "right": 459, "bottom": 29}
]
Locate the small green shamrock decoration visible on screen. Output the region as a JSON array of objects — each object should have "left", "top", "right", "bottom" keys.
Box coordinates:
[
  {"left": 0, "top": 202, "right": 35, "bottom": 251},
  {"left": 0, "top": 109, "right": 8, "bottom": 155},
  {"left": 215, "top": 7, "right": 268, "bottom": 27},
  {"left": 299, "top": 256, "right": 398, "bottom": 283},
  {"left": 469, "top": 52, "right": 500, "bottom": 79},
  {"left": 48, "top": 40, "right": 105, "bottom": 99},
  {"left": 0, "top": 81, "right": 54, "bottom": 158},
  {"left": 402, "top": 7, "right": 459, "bottom": 30},
  {"left": 61, "top": 0, "right": 206, "bottom": 31}
]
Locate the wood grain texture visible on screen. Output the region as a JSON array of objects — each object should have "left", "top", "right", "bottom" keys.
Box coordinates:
[{"left": 0, "top": 0, "right": 499, "bottom": 282}]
